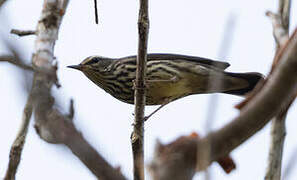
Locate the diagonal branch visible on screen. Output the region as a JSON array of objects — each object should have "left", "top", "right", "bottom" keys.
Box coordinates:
[
  {"left": 131, "top": 0, "right": 149, "bottom": 179},
  {"left": 204, "top": 26, "right": 297, "bottom": 171},
  {"left": 4, "top": 95, "right": 33, "bottom": 180},
  {"left": 149, "top": 27, "right": 297, "bottom": 180}
]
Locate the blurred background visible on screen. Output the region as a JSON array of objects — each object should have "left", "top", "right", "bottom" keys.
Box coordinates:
[{"left": 0, "top": 0, "right": 296, "bottom": 179}]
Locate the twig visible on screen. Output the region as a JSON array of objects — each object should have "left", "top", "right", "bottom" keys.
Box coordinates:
[
  {"left": 149, "top": 27, "right": 297, "bottom": 179},
  {"left": 266, "top": 12, "right": 288, "bottom": 48},
  {"left": 131, "top": 0, "right": 149, "bottom": 179},
  {"left": 67, "top": 99, "right": 75, "bottom": 120},
  {"left": 94, "top": 0, "right": 98, "bottom": 24},
  {"left": 10, "top": 29, "right": 36, "bottom": 37},
  {"left": 0, "top": 55, "right": 34, "bottom": 71},
  {"left": 4, "top": 95, "right": 33, "bottom": 180},
  {"left": 265, "top": 1, "right": 291, "bottom": 180}
]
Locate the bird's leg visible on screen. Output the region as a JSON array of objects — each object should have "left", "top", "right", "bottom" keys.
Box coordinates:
[{"left": 144, "top": 98, "right": 171, "bottom": 121}]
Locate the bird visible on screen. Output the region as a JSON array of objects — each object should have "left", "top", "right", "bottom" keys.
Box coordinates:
[{"left": 68, "top": 53, "right": 264, "bottom": 105}]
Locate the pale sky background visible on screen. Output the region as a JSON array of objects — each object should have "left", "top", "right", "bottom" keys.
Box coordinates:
[{"left": 0, "top": 0, "right": 297, "bottom": 179}]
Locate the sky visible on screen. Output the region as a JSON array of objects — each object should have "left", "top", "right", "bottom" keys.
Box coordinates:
[{"left": 0, "top": 0, "right": 296, "bottom": 179}]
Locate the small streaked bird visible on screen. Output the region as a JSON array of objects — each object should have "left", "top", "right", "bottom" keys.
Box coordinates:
[{"left": 68, "top": 54, "right": 264, "bottom": 105}]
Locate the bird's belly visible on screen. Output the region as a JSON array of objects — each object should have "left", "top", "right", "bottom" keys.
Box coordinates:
[{"left": 146, "top": 80, "right": 192, "bottom": 105}]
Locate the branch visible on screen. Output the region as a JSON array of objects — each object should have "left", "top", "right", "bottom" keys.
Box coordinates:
[
  {"left": 266, "top": 11, "right": 288, "bottom": 48},
  {"left": 4, "top": 95, "right": 33, "bottom": 180},
  {"left": 3, "top": 44, "right": 34, "bottom": 179},
  {"left": 149, "top": 27, "right": 297, "bottom": 180},
  {"left": 265, "top": 1, "right": 291, "bottom": 179},
  {"left": 0, "top": 55, "right": 34, "bottom": 71},
  {"left": 10, "top": 29, "right": 36, "bottom": 37},
  {"left": 149, "top": 133, "right": 236, "bottom": 180},
  {"left": 93, "top": 0, "right": 98, "bottom": 24},
  {"left": 131, "top": 0, "right": 149, "bottom": 180},
  {"left": 33, "top": 103, "right": 126, "bottom": 180},
  {"left": 4, "top": 0, "right": 126, "bottom": 179}
]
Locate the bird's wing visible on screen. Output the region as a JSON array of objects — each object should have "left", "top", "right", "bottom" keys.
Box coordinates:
[{"left": 146, "top": 53, "right": 230, "bottom": 70}]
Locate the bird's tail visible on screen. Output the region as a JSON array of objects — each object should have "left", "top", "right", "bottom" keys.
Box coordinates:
[{"left": 223, "top": 72, "right": 264, "bottom": 96}]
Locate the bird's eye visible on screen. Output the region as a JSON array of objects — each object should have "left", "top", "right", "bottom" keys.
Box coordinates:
[
  {"left": 91, "top": 57, "right": 100, "bottom": 63},
  {"left": 85, "top": 57, "right": 100, "bottom": 65}
]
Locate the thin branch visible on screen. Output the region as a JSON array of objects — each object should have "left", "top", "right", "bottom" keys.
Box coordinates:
[
  {"left": 0, "top": 55, "right": 34, "bottom": 71},
  {"left": 149, "top": 27, "right": 297, "bottom": 179},
  {"left": 265, "top": 1, "right": 291, "bottom": 180},
  {"left": 4, "top": 95, "right": 33, "bottom": 180},
  {"left": 94, "top": 0, "right": 98, "bottom": 24},
  {"left": 67, "top": 98, "right": 75, "bottom": 120},
  {"left": 131, "top": 0, "right": 149, "bottom": 179},
  {"left": 278, "top": 0, "right": 291, "bottom": 31},
  {"left": 266, "top": 11, "right": 288, "bottom": 48},
  {"left": 10, "top": 29, "right": 36, "bottom": 37},
  {"left": 265, "top": 112, "right": 287, "bottom": 180}
]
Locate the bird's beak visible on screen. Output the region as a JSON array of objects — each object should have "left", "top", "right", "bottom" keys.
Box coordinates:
[{"left": 67, "top": 64, "right": 82, "bottom": 71}]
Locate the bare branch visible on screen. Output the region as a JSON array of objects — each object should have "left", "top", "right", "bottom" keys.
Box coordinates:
[
  {"left": 278, "top": 0, "right": 291, "bottom": 30},
  {"left": 10, "top": 29, "right": 36, "bottom": 37},
  {"left": 3, "top": 0, "right": 126, "bottom": 179},
  {"left": 205, "top": 26, "right": 297, "bottom": 170},
  {"left": 266, "top": 11, "right": 288, "bottom": 48},
  {"left": 149, "top": 27, "right": 297, "bottom": 179},
  {"left": 67, "top": 98, "right": 75, "bottom": 120},
  {"left": 131, "top": 0, "right": 149, "bottom": 179},
  {"left": 94, "top": 0, "right": 98, "bottom": 24},
  {"left": 33, "top": 106, "right": 126, "bottom": 180},
  {"left": 4, "top": 95, "right": 33, "bottom": 180},
  {"left": 0, "top": 55, "right": 34, "bottom": 71},
  {"left": 265, "top": 1, "right": 291, "bottom": 180},
  {"left": 265, "top": 112, "right": 287, "bottom": 180}
]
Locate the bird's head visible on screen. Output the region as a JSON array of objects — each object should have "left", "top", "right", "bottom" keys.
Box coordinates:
[{"left": 67, "top": 56, "right": 114, "bottom": 73}]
